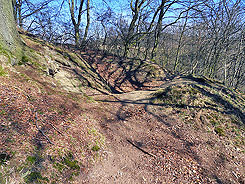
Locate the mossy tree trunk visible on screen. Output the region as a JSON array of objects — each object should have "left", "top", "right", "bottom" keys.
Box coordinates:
[{"left": 0, "top": 0, "right": 22, "bottom": 54}]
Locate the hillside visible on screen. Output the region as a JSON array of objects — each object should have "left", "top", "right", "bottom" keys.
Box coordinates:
[{"left": 0, "top": 33, "right": 244, "bottom": 183}]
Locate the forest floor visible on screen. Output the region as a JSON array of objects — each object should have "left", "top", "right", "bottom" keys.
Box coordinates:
[{"left": 0, "top": 35, "right": 244, "bottom": 183}]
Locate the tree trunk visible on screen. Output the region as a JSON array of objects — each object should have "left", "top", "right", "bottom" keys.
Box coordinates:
[
  {"left": 68, "top": 0, "right": 85, "bottom": 48},
  {"left": 81, "top": 0, "right": 90, "bottom": 49},
  {"left": 74, "top": 25, "right": 80, "bottom": 47},
  {"left": 174, "top": 11, "right": 188, "bottom": 72},
  {"left": 17, "top": 0, "right": 23, "bottom": 29},
  {"left": 0, "top": 0, "right": 22, "bottom": 54}
]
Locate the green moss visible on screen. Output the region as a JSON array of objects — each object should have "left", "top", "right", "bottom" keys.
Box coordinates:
[
  {"left": 0, "top": 65, "right": 7, "bottom": 76},
  {"left": 5, "top": 137, "right": 15, "bottom": 143},
  {"left": 53, "top": 162, "right": 66, "bottom": 172},
  {"left": 26, "top": 156, "right": 37, "bottom": 164},
  {"left": 0, "top": 44, "right": 12, "bottom": 62},
  {"left": 0, "top": 110, "right": 6, "bottom": 115},
  {"left": 18, "top": 55, "right": 31, "bottom": 65},
  {"left": 24, "top": 48, "right": 47, "bottom": 71},
  {"left": 51, "top": 153, "right": 81, "bottom": 180},
  {"left": 63, "top": 155, "right": 80, "bottom": 170},
  {"left": 52, "top": 152, "right": 81, "bottom": 181},
  {"left": 88, "top": 128, "right": 97, "bottom": 135},
  {"left": 215, "top": 127, "right": 225, "bottom": 136},
  {"left": 210, "top": 119, "right": 220, "bottom": 126},
  {"left": 31, "top": 60, "right": 47, "bottom": 70},
  {"left": 189, "top": 87, "right": 199, "bottom": 95},
  {"left": 55, "top": 152, "right": 78, "bottom": 166},
  {"left": 91, "top": 145, "right": 100, "bottom": 152},
  {"left": 231, "top": 118, "right": 242, "bottom": 126},
  {"left": 24, "top": 171, "right": 49, "bottom": 183},
  {"left": 37, "top": 109, "right": 44, "bottom": 115},
  {"left": 87, "top": 128, "right": 105, "bottom": 158},
  {"left": 152, "top": 86, "right": 186, "bottom": 105}
]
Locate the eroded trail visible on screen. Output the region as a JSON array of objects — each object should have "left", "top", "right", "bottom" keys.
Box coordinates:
[
  {"left": 117, "top": 76, "right": 197, "bottom": 103},
  {"left": 82, "top": 76, "right": 244, "bottom": 184},
  {"left": 82, "top": 77, "right": 210, "bottom": 183},
  {"left": 83, "top": 103, "right": 206, "bottom": 183}
]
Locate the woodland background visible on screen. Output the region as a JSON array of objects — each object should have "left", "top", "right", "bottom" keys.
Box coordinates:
[{"left": 13, "top": 0, "right": 245, "bottom": 90}]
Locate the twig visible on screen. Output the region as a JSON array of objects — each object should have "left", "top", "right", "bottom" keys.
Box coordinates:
[
  {"left": 127, "top": 139, "right": 156, "bottom": 158},
  {"left": 34, "top": 112, "right": 54, "bottom": 144},
  {"left": 48, "top": 122, "right": 63, "bottom": 135}
]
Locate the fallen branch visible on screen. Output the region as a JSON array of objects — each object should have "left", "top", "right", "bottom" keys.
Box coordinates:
[
  {"left": 46, "top": 121, "right": 63, "bottom": 135},
  {"left": 34, "top": 112, "right": 54, "bottom": 145},
  {"left": 127, "top": 139, "right": 156, "bottom": 158}
]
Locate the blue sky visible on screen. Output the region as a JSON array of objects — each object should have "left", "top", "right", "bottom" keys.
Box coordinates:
[
  {"left": 45, "top": 0, "right": 130, "bottom": 22},
  {"left": 23, "top": 0, "right": 185, "bottom": 37}
]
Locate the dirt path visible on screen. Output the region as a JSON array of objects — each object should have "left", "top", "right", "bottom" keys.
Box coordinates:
[
  {"left": 83, "top": 105, "right": 206, "bottom": 183},
  {"left": 117, "top": 77, "right": 197, "bottom": 103},
  {"left": 81, "top": 76, "right": 244, "bottom": 184},
  {"left": 82, "top": 77, "right": 211, "bottom": 183}
]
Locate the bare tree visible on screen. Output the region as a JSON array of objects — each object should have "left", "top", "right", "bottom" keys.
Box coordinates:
[
  {"left": 15, "top": 0, "right": 53, "bottom": 29},
  {"left": 68, "top": 0, "right": 90, "bottom": 48}
]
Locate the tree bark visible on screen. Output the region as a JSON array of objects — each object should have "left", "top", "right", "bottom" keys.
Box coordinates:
[
  {"left": 81, "top": 0, "right": 90, "bottom": 49},
  {"left": 0, "top": 0, "right": 21, "bottom": 53}
]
